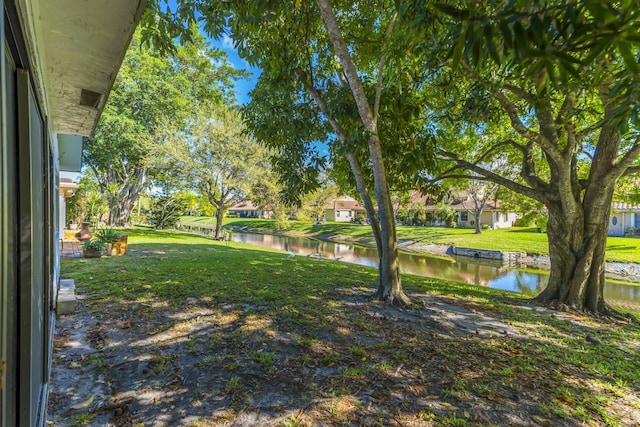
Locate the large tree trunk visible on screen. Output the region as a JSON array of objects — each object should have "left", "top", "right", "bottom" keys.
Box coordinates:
[
  {"left": 345, "top": 152, "right": 385, "bottom": 286},
  {"left": 367, "top": 134, "right": 410, "bottom": 306},
  {"left": 105, "top": 166, "right": 147, "bottom": 227},
  {"left": 474, "top": 210, "right": 482, "bottom": 234},
  {"left": 109, "top": 201, "right": 136, "bottom": 227},
  {"left": 317, "top": 0, "right": 409, "bottom": 306},
  {"left": 214, "top": 206, "right": 224, "bottom": 240},
  {"left": 535, "top": 188, "right": 614, "bottom": 313}
]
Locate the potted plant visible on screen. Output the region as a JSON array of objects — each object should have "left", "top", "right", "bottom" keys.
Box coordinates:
[
  {"left": 96, "top": 228, "right": 120, "bottom": 256},
  {"left": 113, "top": 233, "right": 129, "bottom": 255},
  {"left": 82, "top": 239, "right": 106, "bottom": 258},
  {"left": 96, "top": 228, "right": 129, "bottom": 256}
]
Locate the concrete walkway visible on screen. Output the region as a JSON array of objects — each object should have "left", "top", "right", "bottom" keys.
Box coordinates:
[{"left": 60, "top": 239, "right": 82, "bottom": 258}]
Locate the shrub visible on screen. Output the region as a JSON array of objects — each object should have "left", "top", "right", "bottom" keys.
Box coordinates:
[
  {"left": 130, "top": 214, "right": 148, "bottom": 224},
  {"left": 95, "top": 228, "right": 119, "bottom": 244},
  {"left": 514, "top": 211, "right": 539, "bottom": 227},
  {"left": 535, "top": 214, "right": 548, "bottom": 232},
  {"left": 149, "top": 193, "right": 188, "bottom": 229},
  {"left": 82, "top": 239, "right": 107, "bottom": 251},
  {"left": 273, "top": 210, "right": 290, "bottom": 230}
]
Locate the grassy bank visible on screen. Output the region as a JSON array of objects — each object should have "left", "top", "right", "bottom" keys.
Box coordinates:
[
  {"left": 180, "top": 216, "right": 640, "bottom": 264},
  {"left": 50, "top": 229, "right": 640, "bottom": 426}
]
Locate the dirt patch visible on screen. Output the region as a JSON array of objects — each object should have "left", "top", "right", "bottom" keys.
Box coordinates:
[{"left": 47, "top": 285, "right": 639, "bottom": 426}]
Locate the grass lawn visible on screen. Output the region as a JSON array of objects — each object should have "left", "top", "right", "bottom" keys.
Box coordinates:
[
  {"left": 180, "top": 216, "right": 640, "bottom": 264},
  {"left": 49, "top": 229, "right": 640, "bottom": 426}
]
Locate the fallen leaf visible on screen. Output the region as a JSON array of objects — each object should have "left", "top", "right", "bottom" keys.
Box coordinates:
[
  {"left": 533, "top": 415, "right": 552, "bottom": 426},
  {"left": 557, "top": 394, "right": 576, "bottom": 404},
  {"left": 70, "top": 394, "right": 94, "bottom": 410},
  {"left": 223, "top": 364, "right": 239, "bottom": 370}
]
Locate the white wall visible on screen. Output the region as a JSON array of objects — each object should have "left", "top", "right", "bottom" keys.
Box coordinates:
[{"left": 608, "top": 212, "right": 637, "bottom": 236}]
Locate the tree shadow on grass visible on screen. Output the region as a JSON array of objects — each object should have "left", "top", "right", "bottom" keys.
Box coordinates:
[
  {"left": 51, "top": 238, "right": 640, "bottom": 426},
  {"left": 502, "top": 227, "right": 540, "bottom": 234},
  {"left": 605, "top": 244, "right": 639, "bottom": 252}
]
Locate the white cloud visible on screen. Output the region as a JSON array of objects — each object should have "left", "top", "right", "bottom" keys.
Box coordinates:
[{"left": 221, "top": 34, "right": 235, "bottom": 51}]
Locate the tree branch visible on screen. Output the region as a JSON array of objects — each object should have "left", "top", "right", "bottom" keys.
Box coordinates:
[
  {"left": 613, "top": 144, "right": 640, "bottom": 178},
  {"left": 576, "top": 122, "right": 603, "bottom": 143},
  {"left": 434, "top": 173, "right": 488, "bottom": 181},
  {"left": 439, "top": 149, "right": 548, "bottom": 203},
  {"left": 555, "top": 93, "right": 574, "bottom": 128},
  {"left": 462, "top": 62, "right": 565, "bottom": 173},
  {"left": 472, "top": 138, "right": 526, "bottom": 165},
  {"left": 493, "top": 92, "right": 538, "bottom": 140},
  {"left": 316, "top": 0, "right": 376, "bottom": 131},
  {"left": 503, "top": 84, "right": 536, "bottom": 104},
  {"left": 295, "top": 68, "right": 347, "bottom": 142},
  {"left": 373, "top": 11, "right": 397, "bottom": 122},
  {"left": 535, "top": 93, "right": 559, "bottom": 137}
]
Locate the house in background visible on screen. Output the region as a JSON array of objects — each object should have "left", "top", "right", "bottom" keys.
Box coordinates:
[
  {"left": 608, "top": 202, "right": 640, "bottom": 236},
  {"left": 423, "top": 193, "right": 518, "bottom": 229},
  {"left": 0, "top": 1, "right": 144, "bottom": 425},
  {"left": 453, "top": 200, "right": 517, "bottom": 229},
  {"left": 228, "top": 200, "right": 273, "bottom": 218},
  {"left": 324, "top": 196, "right": 368, "bottom": 222}
]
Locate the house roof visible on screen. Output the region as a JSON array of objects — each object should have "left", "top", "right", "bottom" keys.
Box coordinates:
[
  {"left": 425, "top": 200, "right": 502, "bottom": 211},
  {"left": 326, "top": 196, "right": 367, "bottom": 212},
  {"left": 611, "top": 201, "right": 640, "bottom": 211},
  {"left": 17, "top": 0, "right": 145, "bottom": 136},
  {"left": 421, "top": 191, "right": 503, "bottom": 212},
  {"left": 229, "top": 201, "right": 260, "bottom": 211},
  {"left": 59, "top": 178, "right": 78, "bottom": 197}
]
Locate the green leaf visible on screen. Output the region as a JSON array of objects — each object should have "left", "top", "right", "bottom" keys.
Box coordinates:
[
  {"left": 498, "top": 20, "right": 512, "bottom": 49},
  {"left": 484, "top": 25, "right": 501, "bottom": 64},
  {"left": 450, "top": 30, "right": 465, "bottom": 69},
  {"left": 617, "top": 41, "right": 638, "bottom": 73}
]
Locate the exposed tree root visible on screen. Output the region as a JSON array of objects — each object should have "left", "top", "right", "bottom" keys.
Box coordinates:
[
  {"left": 537, "top": 299, "right": 638, "bottom": 323},
  {"left": 371, "top": 288, "right": 425, "bottom": 310},
  {"left": 602, "top": 306, "right": 639, "bottom": 323}
]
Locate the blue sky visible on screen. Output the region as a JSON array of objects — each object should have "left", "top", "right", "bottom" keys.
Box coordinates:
[
  {"left": 164, "top": 0, "right": 260, "bottom": 104},
  {"left": 212, "top": 33, "right": 261, "bottom": 105}
]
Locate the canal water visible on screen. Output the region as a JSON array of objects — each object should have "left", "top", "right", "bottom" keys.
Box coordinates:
[{"left": 229, "top": 231, "right": 640, "bottom": 311}]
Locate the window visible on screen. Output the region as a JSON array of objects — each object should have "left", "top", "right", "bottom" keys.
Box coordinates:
[
  {"left": 460, "top": 212, "right": 468, "bottom": 221},
  {"left": 612, "top": 216, "right": 618, "bottom": 226}
]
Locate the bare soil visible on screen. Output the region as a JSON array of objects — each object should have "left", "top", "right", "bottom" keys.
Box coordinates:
[{"left": 47, "top": 287, "right": 639, "bottom": 427}]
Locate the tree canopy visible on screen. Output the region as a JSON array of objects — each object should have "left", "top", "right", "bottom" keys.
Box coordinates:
[
  {"left": 159, "top": 103, "right": 270, "bottom": 239},
  {"left": 142, "top": 0, "right": 437, "bottom": 305},
  {"left": 136, "top": 0, "right": 640, "bottom": 314},
  {"left": 84, "top": 26, "right": 248, "bottom": 226},
  {"left": 399, "top": 0, "right": 640, "bottom": 313}
]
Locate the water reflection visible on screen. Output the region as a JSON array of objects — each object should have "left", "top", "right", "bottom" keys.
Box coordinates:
[{"left": 230, "top": 232, "right": 639, "bottom": 311}]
